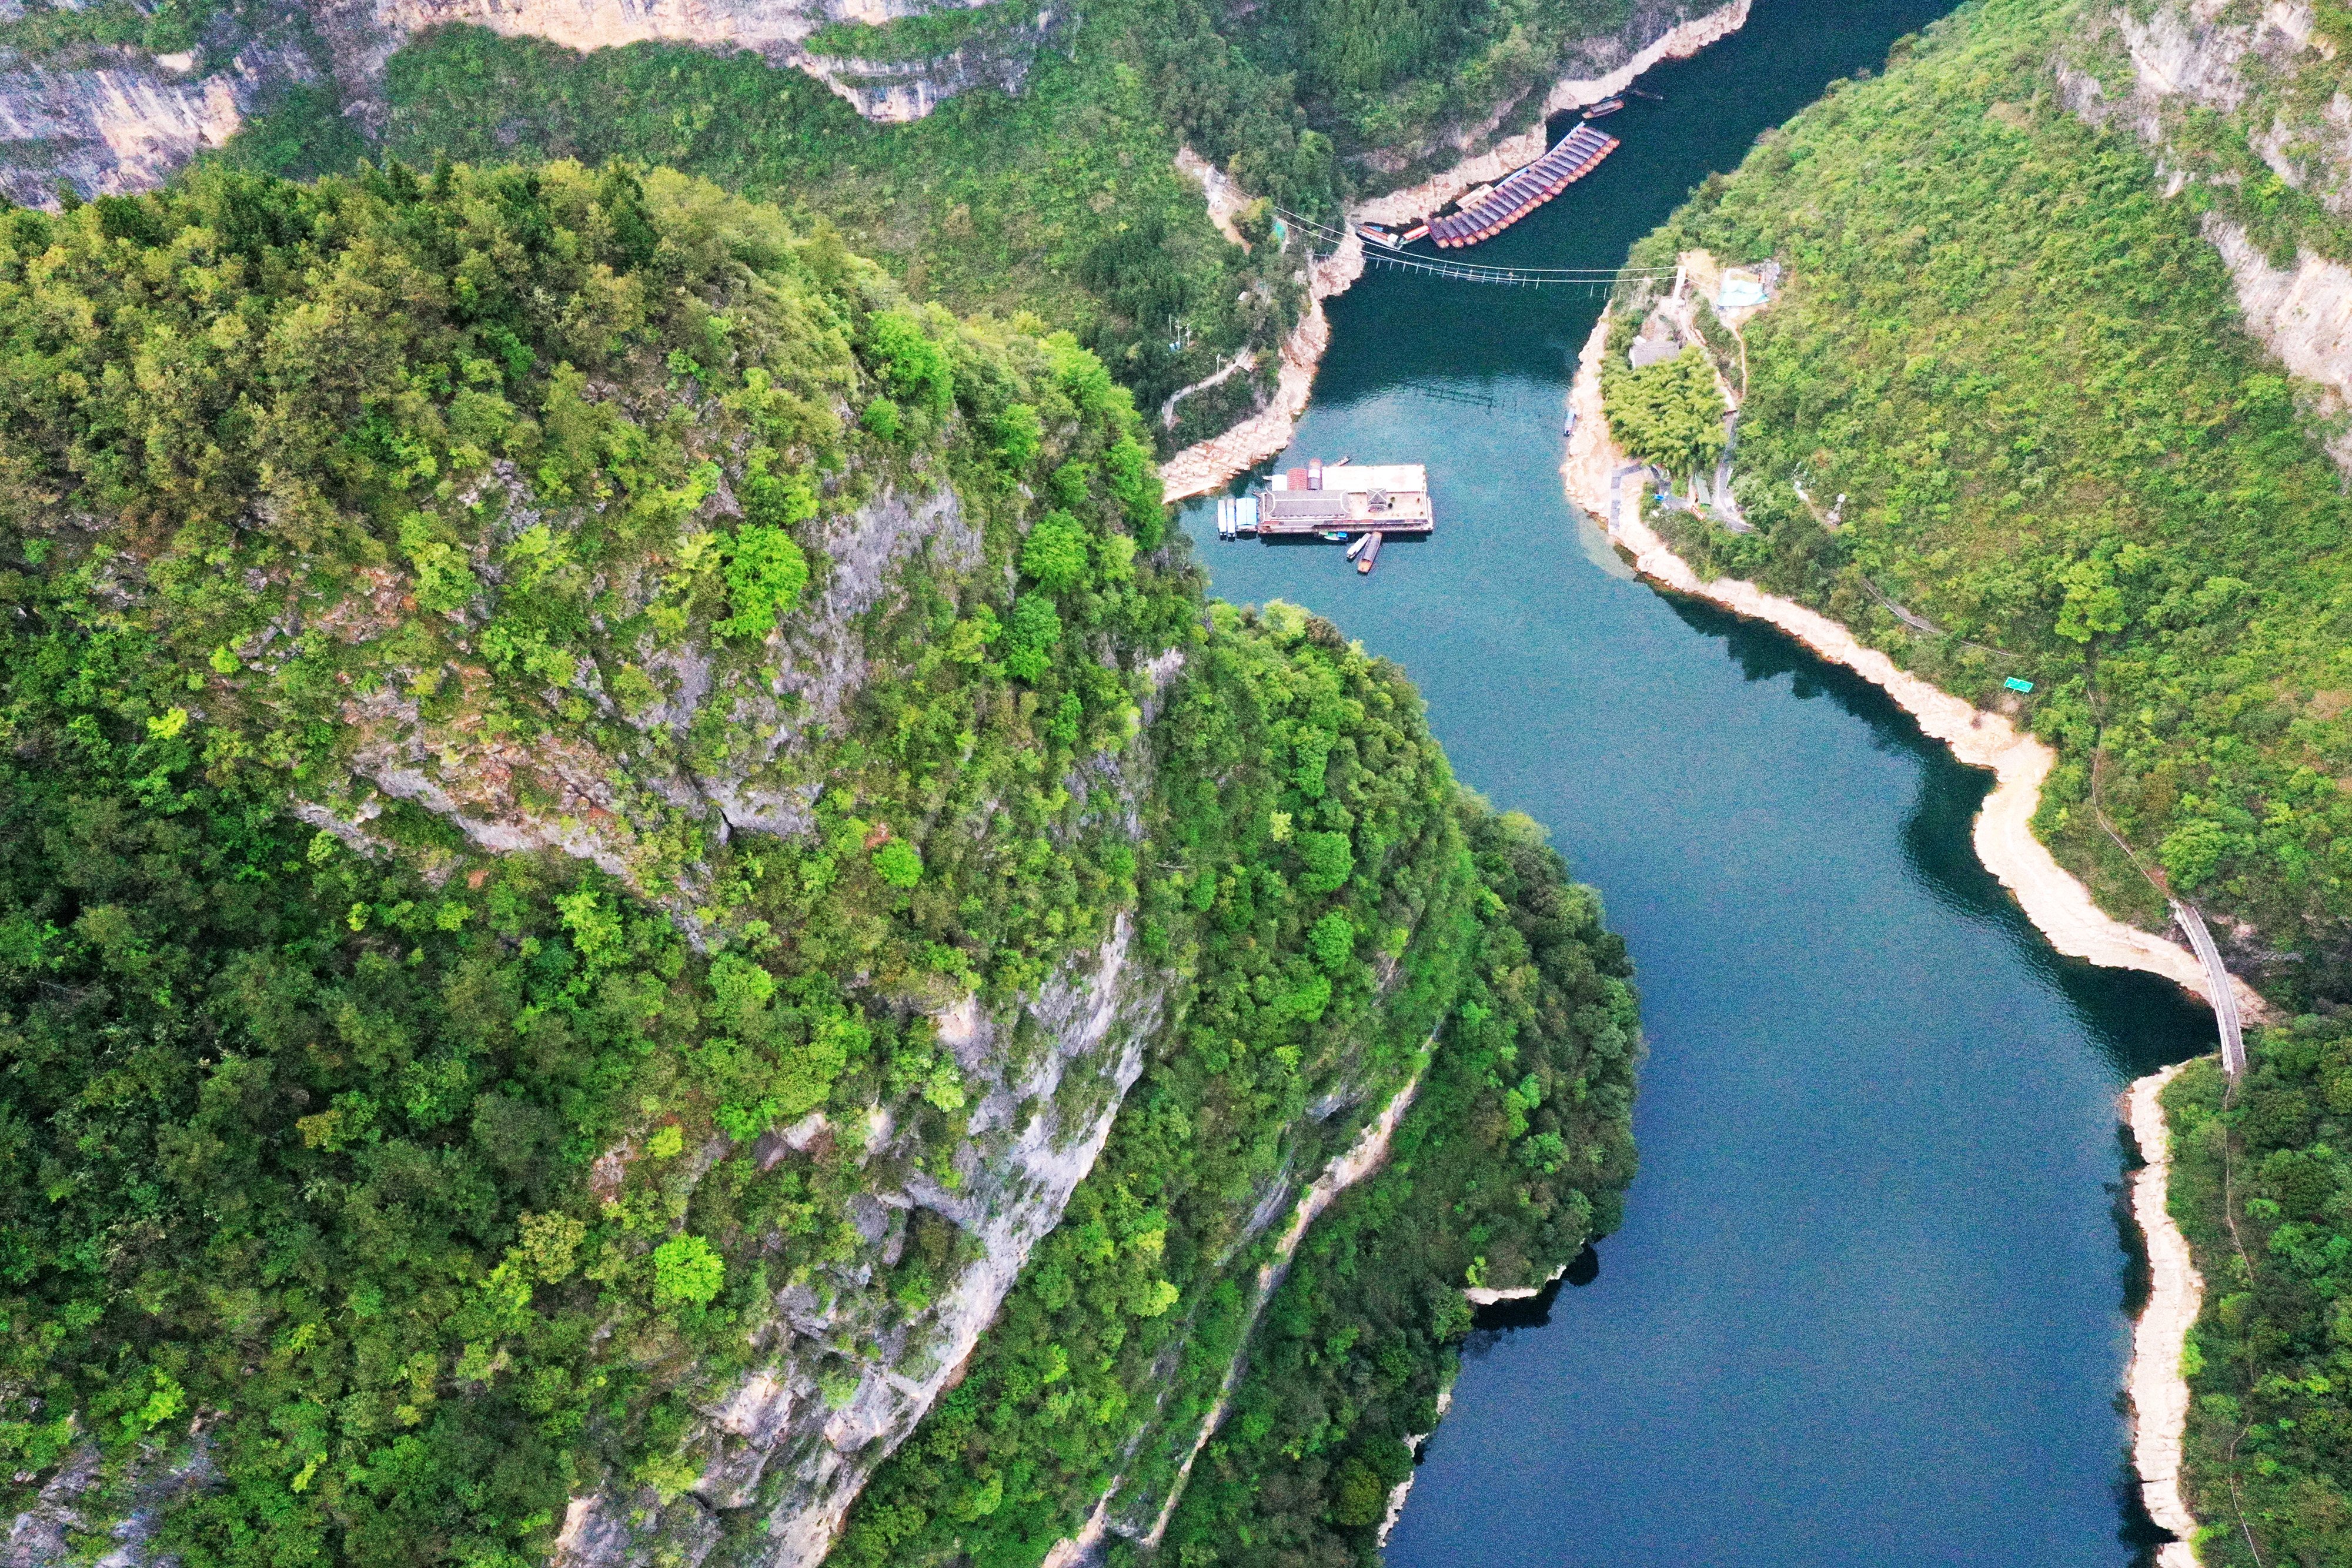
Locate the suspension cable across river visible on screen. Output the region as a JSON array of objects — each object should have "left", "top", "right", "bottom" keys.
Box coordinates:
[{"left": 1274, "top": 207, "right": 1684, "bottom": 289}]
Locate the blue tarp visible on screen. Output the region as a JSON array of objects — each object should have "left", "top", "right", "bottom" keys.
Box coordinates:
[{"left": 1717, "top": 275, "right": 1769, "bottom": 310}]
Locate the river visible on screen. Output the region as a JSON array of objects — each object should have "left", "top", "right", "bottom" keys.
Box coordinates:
[{"left": 1175, "top": 2, "right": 2221, "bottom": 1563}]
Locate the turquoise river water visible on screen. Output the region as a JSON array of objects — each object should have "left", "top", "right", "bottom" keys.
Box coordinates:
[{"left": 1177, "top": 3, "right": 2223, "bottom": 1562}]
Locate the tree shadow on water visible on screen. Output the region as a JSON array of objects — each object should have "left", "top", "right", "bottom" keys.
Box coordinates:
[{"left": 1660, "top": 591, "right": 2216, "bottom": 1080}]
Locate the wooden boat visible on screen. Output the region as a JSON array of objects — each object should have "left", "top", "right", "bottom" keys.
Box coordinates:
[
  {"left": 1582, "top": 98, "right": 1624, "bottom": 119},
  {"left": 1345, "top": 532, "right": 1374, "bottom": 561},
  {"left": 1357, "top": 533, "right": 1382, "bottom": 575}
]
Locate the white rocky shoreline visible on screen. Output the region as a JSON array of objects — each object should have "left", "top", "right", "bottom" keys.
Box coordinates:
[{"left": 1559, "top": 311, "right": 2239, "bottom": 1562}]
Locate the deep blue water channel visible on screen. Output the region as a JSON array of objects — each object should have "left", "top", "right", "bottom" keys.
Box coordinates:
[{"left": 1176, "top": 2, "right": 2222, "bottom": 1562}]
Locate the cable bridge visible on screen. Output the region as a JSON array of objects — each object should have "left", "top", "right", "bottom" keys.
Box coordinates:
[
  {"left": 1275, "top": 208, "right": 1680, "bottom": 291},
  {"left": 2171, "top": 900, "right": 2248, "bottom": 1080}
]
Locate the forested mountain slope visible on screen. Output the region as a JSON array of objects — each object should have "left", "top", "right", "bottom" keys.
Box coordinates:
[
  {"left": 0, "top": 162, "right": 1639, "bottom": 1567},
  {"left": 1616, "top": 0, "right": 2351, "bottom": 1004},
  {"left": 0, "top": 0, "right": 1715, "bottom": 453},
  {"left": 1599, "top": 0, "right": 2351, "bottom": 1559}
]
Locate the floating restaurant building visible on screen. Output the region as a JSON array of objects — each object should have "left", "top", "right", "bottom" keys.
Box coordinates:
[{"left": 1217, "top": 458, "right": 1434, "bottom": 538}]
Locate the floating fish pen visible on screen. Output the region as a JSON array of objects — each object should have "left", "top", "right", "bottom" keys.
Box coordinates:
[{"left": 1426, "top": 124, "right": 1619, "bottom": 249}]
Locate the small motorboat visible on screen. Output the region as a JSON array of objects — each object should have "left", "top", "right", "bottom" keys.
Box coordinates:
[
  {"left": 1563, "top": 408, "right": 1579, "bottom": 438},
  {"left": 1582, "top": 98, "right": 1625, "bottom": 119},
  {"left": 1344, "top": 532, "right": 1374, "bottom": 561},
  {"left": 1320, "top": 530, "right": 1350, "bottom": 542},
  {"left": 1357, "top": 533, "right": 1382, "bottom": 575}
]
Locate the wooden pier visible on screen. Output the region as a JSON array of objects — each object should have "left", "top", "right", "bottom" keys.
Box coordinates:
[{"left": 1427, "top": 125, "right": 1620, "bottom": 249}]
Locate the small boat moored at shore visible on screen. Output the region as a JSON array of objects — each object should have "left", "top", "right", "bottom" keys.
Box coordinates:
[
  {"left": 1345, "top": 532, "right": 1374, "bottom": 561},
  {"left": 1582, "top": 98, "right": 1625, "bottom": 119},
  {"left": 1357, "top": 532, "right": 1382, "bottom": 574}
]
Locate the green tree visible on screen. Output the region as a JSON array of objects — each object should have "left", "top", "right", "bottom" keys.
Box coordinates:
[
  {"left": 1022, "top": 510, "right": 1093, "bottom": 593},
  {"left": 1296, "top": 830, "right": 1355, "bottom": 894},
  {"left": 1604, "top": 346, "right": 1728, "bottom": 483},
  {"left": 718, "top": 523, "right": 811, "bottom": 637},
  {"left": 1004, "top": 594, "right": 1064, "bottom": 682},
  {"left": 873, "top": 840, "right": 924, "bottom": 888},
  {"left": 650, "top": 1235, "right": 726, "bottom": 1306}
]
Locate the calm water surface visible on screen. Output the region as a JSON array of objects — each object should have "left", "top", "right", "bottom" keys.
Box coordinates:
[{"left": 1178, "top": 3, "right": 2219, "bottom": 1562}]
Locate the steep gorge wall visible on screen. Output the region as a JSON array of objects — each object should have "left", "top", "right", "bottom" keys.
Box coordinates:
[
  {"left": 556, "top": 920, "right": 1166, "bottom": 1568},
  {"left": 2057, "top": 0, "right": 2352, "bottom": 474},
  {"left": 0, "top": 34, "right": 312, "bottom": 205},
  {"left": 0, "top": 0, "right": 1024, "bottom": 204}
]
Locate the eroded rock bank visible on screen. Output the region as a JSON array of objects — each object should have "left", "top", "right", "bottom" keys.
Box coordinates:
[
  {"left": 2126, "top": 1064, "right": 2203, "bottom": 1568},
  {"left": 1157, "top": 0, "right": 1755, "bottom": 504}
]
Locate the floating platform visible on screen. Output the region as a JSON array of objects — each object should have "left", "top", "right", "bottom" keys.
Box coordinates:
[
  {"left": 1426, "top": 125, "right": 1620, "bottom": 250},
  {"left": 1255, "top": 460, "right": 1433, "bottom": 536}
]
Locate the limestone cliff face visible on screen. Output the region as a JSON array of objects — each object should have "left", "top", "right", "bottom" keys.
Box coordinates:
[
  {"left": 347, "top": 0, "right": 1021, "bottom": 121},
  {"left": 2059, "top": 0, "right": 2352, "bottom": 472},
  {"left": 0, "top": 0, "right": 1035, "bottom": 206},
  {"left": 295, "top": 477, "right": 980, "bottom": 913},
  {"left": 0, "top": 34, "right": 312, "bottom": 205},
  {"left": 551, "top": 918, "right": 1164, "bottom": 1568},
  {"left": 800, "top": 2, "right": 1063, "bottom": 123},
  {"left": 2199, "top": 215, "right": 2352, "bottom": 474}
]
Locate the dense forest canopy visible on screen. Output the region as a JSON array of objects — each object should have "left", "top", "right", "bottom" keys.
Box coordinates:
[
  {"left": 0, "top": 155, "right": 1641, "bottom": 1565},
  {"left": 183, "top": 0, "right": 1657, "bottom": 453}
]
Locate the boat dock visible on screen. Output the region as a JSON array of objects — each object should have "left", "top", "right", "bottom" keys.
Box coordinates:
[
  {"left": 1215, "top": 459, "right": 1434, "bottom": 539},
  {"left": 1427, "top": 124, "right": 1619, "bottom": 249}
]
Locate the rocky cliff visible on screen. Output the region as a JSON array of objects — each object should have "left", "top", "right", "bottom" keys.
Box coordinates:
[
  {"left": 0, "top": 159, "right": 1197, "bottom": 1567},
  {"left": 2057, "top": 0, "right": 2352, "bottom": 473},
  {"left": 0, "top": 149, "right": 1640, "bottom": 1568},
  {"left": 550, "top": 918, "right": 1164, "bottom": 1568},
  {"left": 0, "top": 28, "right": 313, "bottom": 204}
]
